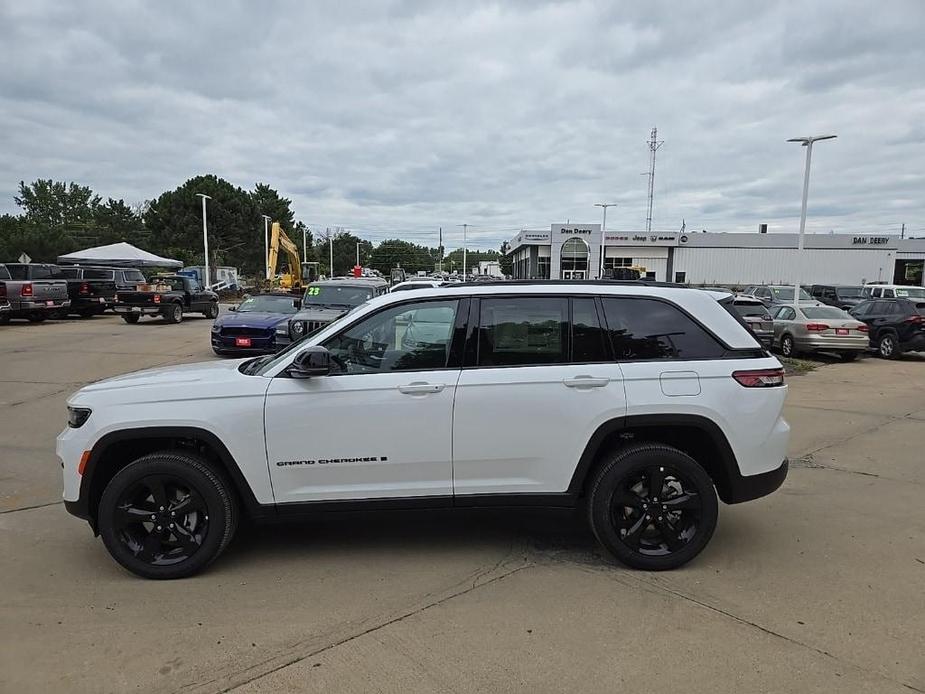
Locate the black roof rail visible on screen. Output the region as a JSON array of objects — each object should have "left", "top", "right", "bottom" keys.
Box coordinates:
[{"left": 443, "top": 279, "right": 692, "bottom": 289}]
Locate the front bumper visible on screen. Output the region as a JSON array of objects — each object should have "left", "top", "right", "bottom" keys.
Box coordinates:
[{"left": 211, "top": 333, "right": 279, "bottom": 354}]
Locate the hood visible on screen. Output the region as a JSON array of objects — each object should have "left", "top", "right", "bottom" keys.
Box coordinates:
[
  {"left": 292, "top": 305, "right": 350, "bottom": 321},
  {"left": 215, "top": 311, "right": 292, "bottom": 329},
  {"left": 72, "top": 359, "right": 249, "bottom": 399}
]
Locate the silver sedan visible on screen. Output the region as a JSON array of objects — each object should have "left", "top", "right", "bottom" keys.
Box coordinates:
[{"left": 771, "top": 303, "right": 869, "bottom": 361}]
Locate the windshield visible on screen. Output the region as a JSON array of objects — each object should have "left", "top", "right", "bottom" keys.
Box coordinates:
[
  {"left": 733, "top": 303, "right": 769, "bottom": 318},
  {"left": 895, "top": 287, "right": 925, "bottom": 298},
  {"left": 801, "top": 306, "right": 850, "bottom": 319},
  {"left": 236, "top": 295, "right": 299, "bottom": 313},
  {"left": 771, "top": 287, "right": 812, "bottom": 300},
  {"left": 835, "top": 287, "right": 863, "bottom": 299},
  {"left": 302, "top": 284, "right": 373, "bottom": 308}
]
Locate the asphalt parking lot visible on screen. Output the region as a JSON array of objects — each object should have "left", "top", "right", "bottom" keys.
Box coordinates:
[{"left": 1, "top": 312, "right": 923, "bottom": 693}]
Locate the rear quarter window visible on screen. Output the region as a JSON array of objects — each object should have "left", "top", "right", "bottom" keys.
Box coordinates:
[
  {"left": 601, "top": 297, "right": 727, "bottom": 361},
  {"left": 122, "top": 270, "right": 145, "bottom": 283}
]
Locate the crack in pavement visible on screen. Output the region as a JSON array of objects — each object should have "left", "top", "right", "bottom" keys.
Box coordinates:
[
  {"left": 177, "top": 562, "right": 535, "bottom": 694},
  {"left": 0, "top": 500, "right": 62, "bottom": 514},
  {"left": 619, "top": 572, "right": 925, "bottom": 694}
]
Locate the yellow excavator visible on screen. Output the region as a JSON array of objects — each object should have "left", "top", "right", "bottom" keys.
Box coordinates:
[{"left": 267, "top": 222, "right": 304, "bottom": 293}]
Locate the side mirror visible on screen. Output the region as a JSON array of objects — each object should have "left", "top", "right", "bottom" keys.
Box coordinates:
[
  {"left": 287, "top": 346, "right": 332, "bottom": 379},
  {"left": 228, "top": 306, "right": 237, "bottom": 312}
]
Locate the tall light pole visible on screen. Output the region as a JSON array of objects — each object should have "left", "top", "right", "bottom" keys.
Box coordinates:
[
  {"left": 326, "top": 228, "right": 334, "bottom": 277},
  {"left": 261, "top": 215, "right": 271, "bottom": 280},
  {"left": 196, "top": 194, "right": 211, "bottom": 288},
  {"left": 595, "top": 203, "right": 618, "bottom": 280},
  {"left": 356, "top": 241, "right": 360, "bottom": 267},
  {"left": 458, "top": 224, "right": 469, "bottom": 277},
  {"left": 787, "top": 134, "right": 837, "bottom": 304}
]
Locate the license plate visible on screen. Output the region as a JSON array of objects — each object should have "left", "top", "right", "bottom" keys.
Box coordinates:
[
  {"left": 836, "top": 328, "right": 848, "bottom": 335},
  {"left": 46, "top": 300, "right": 54, "bottom": 306},
  {"left": 235, "top": 337, "right": 252, "bottom": 347}
]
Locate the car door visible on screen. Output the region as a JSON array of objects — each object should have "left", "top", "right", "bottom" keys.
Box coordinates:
[
  {"left": 264, "top": 297, "right": 465, "bottom": 503},
  {"left": 452, "top": 295, "right": 626, "bottom": 497}
]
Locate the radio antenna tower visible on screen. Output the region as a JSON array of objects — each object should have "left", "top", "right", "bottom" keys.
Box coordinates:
[{"left": 643, "top": 127, "right": 664, "bottom": 233}]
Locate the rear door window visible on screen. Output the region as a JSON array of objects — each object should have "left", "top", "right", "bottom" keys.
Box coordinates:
[
  {"left": 601, "top": 297, "right": 726, "bottom": 361},
  {"left": 477, "top": 297, "right": 567, "bottom": 367},
  {"left": 571, "top": 297, "right": 608, "bottom": 363},
  {"left": 59, "top": 267, "right": 80, "bottom": 278},
  {"left": 84, "top": 268, "right": 114, "bottom": 280}
]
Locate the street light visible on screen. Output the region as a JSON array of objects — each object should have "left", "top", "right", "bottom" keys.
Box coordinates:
[
  {"left": 196, "top": 194, "right": 211, "bottom": 288},
  {"left": 787, "top": 134, "right": 836, "bottom": 304},
  {"left": 458, "top": 224, "right": 469, "bottom": 277},
  {"left": 261, "top": 215, "right": 271, "bottom": 280},
  {"left": 594, "top": 203, "right": 618, "bottom": 279}
]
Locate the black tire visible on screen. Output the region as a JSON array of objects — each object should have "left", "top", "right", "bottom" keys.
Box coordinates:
[
  {"left": 587, "top": 443, "right": 718, "bottom": 571},
  {"left": 0, "top": 313, "right": 9, "bottom": 325},
  {"left": 27, "top": 312, "right": 47, "bottom": 323},
  {"left": 877, "top": 332, "right": 898, "bottom": 359},
  {"left": 204, "top": 301, "right": 219, "bottom": 319},
  {"left": 780, "top": 334, "right": 795, "bottom": 357},
  {"left": 97, "top": 451, "right": 237, "bottom": 579},
  {"left": 840, "top": 352, "right": 858, "bottom": 362},
  {"left": 122, "top": 313, "right": 140, "bottom": 324},
  {"left": 163, "top": 302, "right": 183, "bottom": 324}
]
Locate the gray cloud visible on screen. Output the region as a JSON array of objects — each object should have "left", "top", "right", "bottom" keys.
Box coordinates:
[{"left": 2, "top": 0, "right": 924, "bottom": 247}]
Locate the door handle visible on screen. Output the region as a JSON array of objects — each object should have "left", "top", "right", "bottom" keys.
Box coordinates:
[
  {"left": 398, "top": 382, "right": 445, "bottom": 395},
  {"left": 563, "top": 376, "right": 609, "bottom": 389}
]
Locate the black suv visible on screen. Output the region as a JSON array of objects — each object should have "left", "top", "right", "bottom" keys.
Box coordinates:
[
  {"left": 849, "top": 299, "right": 925, "bottom": 358},
  {"left": 810, "top": 284, "right": 865, "bottom": 311}
]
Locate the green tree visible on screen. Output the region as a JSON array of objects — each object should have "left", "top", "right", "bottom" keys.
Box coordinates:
[
  {"left": 367, "top": 239, "right": 436, "bottom": 274},
  {"left": 93, "top": 198, "right": 144, "bottom": 245},
  {"left": 0, "top": 214, "right": 79, "bottom": 262},
  {"left": 14, "top": 179, "right": 100, "bottom": 230}
]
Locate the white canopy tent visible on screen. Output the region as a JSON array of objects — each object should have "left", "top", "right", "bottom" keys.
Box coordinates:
[{"left": 57, "top": 242, "right": 182, "bottom": 268}]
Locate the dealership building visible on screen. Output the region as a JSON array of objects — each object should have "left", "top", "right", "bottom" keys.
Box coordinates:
[{"left": 507, "top": 224, "right": 925, "bottom": 287}]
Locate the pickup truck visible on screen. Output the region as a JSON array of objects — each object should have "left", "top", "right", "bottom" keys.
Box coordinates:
[
  {"left": 55, "top": 265, "right": 118, "bottom": 318},
  {"left": 0, "top": 263, "right": 70, "bottom": 323},
  {"left": 113, "top": 275, "right": 219, "bottom": 324}
]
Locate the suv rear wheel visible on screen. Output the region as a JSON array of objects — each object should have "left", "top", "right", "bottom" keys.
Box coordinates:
[
  {"left": 588, "top": 443, "right": 718, "bottom": 570},
  {"left": 877, "top": 332, "right": 898, "bottom": 359},
  {"left": 97, "top": 451, "right": 237, "bottom": 579}
]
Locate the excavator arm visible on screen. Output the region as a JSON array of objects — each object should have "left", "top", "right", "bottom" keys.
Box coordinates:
[{"left": 267, "top": 222, "right": 303, "bottom": 290}]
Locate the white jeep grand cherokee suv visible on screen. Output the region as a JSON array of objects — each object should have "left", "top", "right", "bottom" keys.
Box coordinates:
[{"left": 59, "top": 281, "right": 790, "bottom": 579}]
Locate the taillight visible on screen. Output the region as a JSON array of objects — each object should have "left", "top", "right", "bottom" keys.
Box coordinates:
[
  {"left": 153, "top": 294, "right": 161, "bottom": 304},
  {"left": 805, "top": 323, "right": 829, "bottom": 332},
  {"left": 79, "top": 282, "right": 90, "bottom": 295},
  {"left": 856, "top": 324, "right": 869, "bottom": 332},
  {"left": 22, "top": 282, "right": 33, "bottom": 297},
  {"left": 732, "top": 368, "right": 785, "bottom": 388},
  {"left": 904, "top": 314, "right": 924, "bottom": 323}
]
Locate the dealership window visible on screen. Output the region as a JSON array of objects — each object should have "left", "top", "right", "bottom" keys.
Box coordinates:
[
  {"left": 536, "top": 256, "right": 550, "bottom": 279},
  {"left": 478, "top": 297, "right": 567, "bottom": 367},
  {"left": 601, "top": 298, "right": 725, "bottom": 360},
  {"left": 674, "top": 272, "right": 686, "bottom": 283},
  {"left": 603, "top": 257, "right": 633, "bottom": 269},
  {"left": 560, "top": 238, "right": 589, "bottom": 277}
]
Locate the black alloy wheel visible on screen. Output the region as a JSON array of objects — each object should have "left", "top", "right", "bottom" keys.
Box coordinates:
[
  {"left": 98, "top": 452, "right": 237, "bottom": 579},
  {"left": 589, "top": 444, "right": 718, "bottom": 570}
]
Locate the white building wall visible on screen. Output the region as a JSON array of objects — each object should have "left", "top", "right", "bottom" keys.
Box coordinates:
[{"left": 674, "top": 248, "right": 896, "bottom": 285}]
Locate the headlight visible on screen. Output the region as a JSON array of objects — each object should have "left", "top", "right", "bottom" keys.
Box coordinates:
[
  {"left": 67, "top": 406, "right": 92, "bottom": 428},
  {"left": 276, "top": 325, "right": 289, "bottom": 335}
]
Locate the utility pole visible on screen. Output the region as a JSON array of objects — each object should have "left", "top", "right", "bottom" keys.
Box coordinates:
[
  {"left": 326, "top": 227, "right": 334, "bottom": 277},
  {"left": 302, "top": 226, "right": 308, "bottom": 263},
  {"left": 196, "top": 193, "right": 211, "bottom": 288},
  {"left": 356, "top": 241, "right": 360, "bottom": 267},
  {"left": 594, "top": 203, "right": 617, "bottom": 280},
  {"left": 438, "top": 226, "right": 443, "bottom": 273},
  {"left": 643, "top": 127, "right": 664, "bottom": 234},
  {"left": 901, "top": 223, "right": 905, "bottom": 240},
  {"left": 458, "top": 224, "right": 469, "bottom": 277},
  {"left": 261, "top": 215, "right": 271, "bottom": 280}
]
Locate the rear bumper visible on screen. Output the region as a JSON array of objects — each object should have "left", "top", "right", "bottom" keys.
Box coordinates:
[
  {"left": 113, "top": 305, "right": 165, "bottom": 316},
  {"left": 724, "top": 459, "right": 789, "bottom": 504},
  {"left": 796, "top": 335, "right": 869, "bottom": 351},
  {"left": 70, "top": 296, "right": 109, "bottom": 312},
  {"left": 9, "top": 299, "right": 70, "bottom": 315}
]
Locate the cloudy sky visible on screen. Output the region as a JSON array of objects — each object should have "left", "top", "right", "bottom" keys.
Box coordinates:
[{"left": 2, "top": 0, "right": 924, "bottom": 248}]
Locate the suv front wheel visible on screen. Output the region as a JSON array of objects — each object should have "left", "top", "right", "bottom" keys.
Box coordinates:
[
  {"left": 588, "top": 443, "right": 718, "bottom": 570},
  {"left": 97, "top": 451, "right": 237, "bottom": 579}
]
